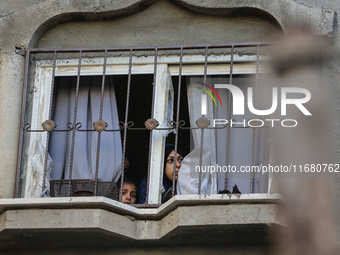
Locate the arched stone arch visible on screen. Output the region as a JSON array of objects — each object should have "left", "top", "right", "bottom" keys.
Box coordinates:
[
  {"left": 174, "top": 0, "right": 335, "bottom": 36},
  {"left": 0, "top": 0, "right": 335, "bottom": 51},
  {"left": 34, "top": 0, "right": 282, "bottom": 49}
]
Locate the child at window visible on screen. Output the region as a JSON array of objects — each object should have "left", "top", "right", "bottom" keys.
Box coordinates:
[{"left": 119, "top": 178, "right": 138, "bottom": 204}]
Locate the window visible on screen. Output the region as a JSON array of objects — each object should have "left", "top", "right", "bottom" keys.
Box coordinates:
[{"left": 17, "top": 43, "right": 273, "bottom": 204}]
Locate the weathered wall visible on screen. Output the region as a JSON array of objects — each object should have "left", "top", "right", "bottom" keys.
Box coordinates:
[
  {"left": 36, "top": 0, "right": 280, "bottom": 48},
  {"left": 0, "top": 0, "right": 45, "bottom": 18},
  {"left": 0, "top": 54, "right": 24, "bottom": 199}
]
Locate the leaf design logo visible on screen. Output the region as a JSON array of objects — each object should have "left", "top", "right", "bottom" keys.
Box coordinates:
[{"left": 196, "top": 82, "right": 223, "bottom": 106}]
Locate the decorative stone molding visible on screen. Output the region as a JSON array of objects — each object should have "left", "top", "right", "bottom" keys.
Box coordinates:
[
  {"left": 0, "top": 0, "right": 335, "bottom": 52},
  {"left": 175, "top": 0, "right": 335, "bottom": 36}
]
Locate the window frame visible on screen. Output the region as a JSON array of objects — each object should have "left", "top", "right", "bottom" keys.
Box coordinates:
[{"left": 18, "top": 46, "right": 274, "bottom": 203}]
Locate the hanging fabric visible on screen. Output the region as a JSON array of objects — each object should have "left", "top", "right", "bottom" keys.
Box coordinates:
[
  {"left": 177, "top": 76, "right": 271, "bottom": 195},
  {"left": 49, "top": 76, "right": 122, "bottom": 182},
  {"left": 177, "top": 77, "right": 217, "bottom": 195}
]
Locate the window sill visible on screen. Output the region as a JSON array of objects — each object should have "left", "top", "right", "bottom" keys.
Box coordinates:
[
  {"left": 0, "top": 194, "right": 281, "bottom": 219},
  {"left": 0, "top": 194, "right": 282, "bottom": 250}
]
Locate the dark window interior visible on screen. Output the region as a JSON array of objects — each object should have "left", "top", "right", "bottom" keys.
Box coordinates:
[{"left": 51, "top": 74, "right": 190, "bottom": 186}]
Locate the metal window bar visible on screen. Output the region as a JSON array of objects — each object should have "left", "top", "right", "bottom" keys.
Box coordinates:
[
  {"left": 250, "top": 45, "right": 261, "bottom": 194},
  {"left": 42, "top": 51, "right": 57, "bottom": 193},
  {"left": 172, "top": 47, "right": 184, "bottom": 197},
  {"left": 15, "top": 41, "right": 270, "bottom": 204},
  {"left": 93, "top": 49, "right": 108, "bottom": 196},
  {"left": 197, "top": 46, "right": 210, "bottom": 194},
  {"left": 67, "top": 51, "right": 83, "bottom": 197},
  {"left": 225, "top": 45, "right": 234, "bottom": 191},
  {"left": 145, "top": 48, "right": 159, "bottom": 204},
  {"left": 119, "top": 49, "right": 133, "bottom": 202}
]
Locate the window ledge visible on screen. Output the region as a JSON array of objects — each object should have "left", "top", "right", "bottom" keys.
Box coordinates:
[
  {"left": 0, "top": 194, "right": 281, "bottom": 220},
  {"left": 0, "top": 194, "right": 283, "bottom": 250}
]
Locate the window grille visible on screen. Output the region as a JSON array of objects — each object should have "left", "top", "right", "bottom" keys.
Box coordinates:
[{"left": 16, "top": 42, "right": 271, "bottom": 205}]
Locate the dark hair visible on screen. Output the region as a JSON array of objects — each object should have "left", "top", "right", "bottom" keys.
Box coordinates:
[
  {"left": 162, "top": 144, "right": 184, "bottom": 188},
  {"left": 118, "top": 178, "right": 139, "bottom": 195},
  {"left": 163, "top": 144, "right": 184, "bottom": 171}
]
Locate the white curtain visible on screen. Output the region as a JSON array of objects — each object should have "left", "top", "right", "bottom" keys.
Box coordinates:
[
  {"left": 178, "top": 76, "right": 270, "bottom": 195},
  {"left": 214, "top": 77, "right": 270, "bottom": 193},
  {"left": 177, "top": 77, "right": 218, "bottom": 195},
  {"left": 49, "top": 76, "right": 122, "bottom": 182}
]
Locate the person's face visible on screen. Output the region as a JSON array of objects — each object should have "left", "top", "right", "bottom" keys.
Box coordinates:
[
  {"left": 121, "top": 183, "right": 137, "bottom": 204},
  {"left": 165, "top": 150, "right": 183, "bottom": 181}
]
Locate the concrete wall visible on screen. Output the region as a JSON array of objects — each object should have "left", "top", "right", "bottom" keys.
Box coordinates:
[
  {"left": 0, "top": 0, "right": 45, "bottom": 19},
  {"left": 36, "top": 0, "right": 280, "bottom": 48},
  {"left": 0, "top": 197, "right": 281, "bottom": 252}
]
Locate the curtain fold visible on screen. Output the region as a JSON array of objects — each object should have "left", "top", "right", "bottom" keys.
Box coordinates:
[
  {"left": 49, "top": 76, "right": 122, "bottom": 182},
  {"left": 178, "top": 76, "right": 271, "bottom": 195},
  {"left": 177, "top": 77, "right": 217, "bottom": 195}
]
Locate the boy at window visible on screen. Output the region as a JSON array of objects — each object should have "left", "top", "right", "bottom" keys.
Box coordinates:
[{"left": 119, "top": 178, "right": 138, "bottom": 204}]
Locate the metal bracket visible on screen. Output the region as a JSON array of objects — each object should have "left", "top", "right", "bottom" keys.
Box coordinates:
[{"left": 15, "top": 48, "right": 26, "bottom": 56}]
